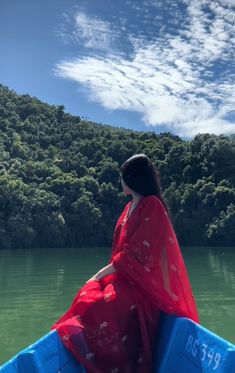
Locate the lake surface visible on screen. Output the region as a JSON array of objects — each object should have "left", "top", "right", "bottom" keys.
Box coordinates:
[{"left": 0, "top": 246, "right": 235, "bottom": 365}]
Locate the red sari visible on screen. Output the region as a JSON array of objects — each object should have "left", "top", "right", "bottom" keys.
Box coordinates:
[{"left": 51, "top": 195, "right": 199, "bottom": 372}]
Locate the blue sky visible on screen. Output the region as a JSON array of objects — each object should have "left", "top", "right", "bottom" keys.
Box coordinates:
[{"left": 1, "top": 0, "right": 235, "bottom": 139}]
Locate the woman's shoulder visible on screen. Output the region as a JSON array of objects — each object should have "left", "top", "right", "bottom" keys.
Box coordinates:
[
  {"left": 141, "top": 195, "right": 166, "bottom": 213},
  {"left": 142, "top": 194, "right": 162, "bottom": 205}
]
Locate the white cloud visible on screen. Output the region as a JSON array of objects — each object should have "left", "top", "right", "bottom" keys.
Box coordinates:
[
  {"left": 55, "top": 1, "right": 235, "bottom": 138},
  {"left": 73, "top": 12, "right": 115, "bottom": 50},
  {"left": 58, "top": 11, "right": 119, "bottom": 51}
]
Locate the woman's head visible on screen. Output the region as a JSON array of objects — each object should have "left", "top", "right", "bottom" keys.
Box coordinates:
[{"left": 120, "top": 153, "right": 161, "bottom": 197}]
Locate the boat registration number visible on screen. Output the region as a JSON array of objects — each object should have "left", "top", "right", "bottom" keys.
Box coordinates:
[{"left": 185, "top": 334, "right": 222, "bottom": 370}]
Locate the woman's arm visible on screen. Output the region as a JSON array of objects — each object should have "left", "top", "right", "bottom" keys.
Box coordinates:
[{"left": 86, "top": 263, "right": 116, "bottom": 283}]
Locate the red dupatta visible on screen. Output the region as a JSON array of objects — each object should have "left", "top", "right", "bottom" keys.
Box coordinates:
[
  {"left": 110, "top": 195, "right": 199, "bottom": 324},
  {"left": 51, "top": 194, "right": 199, "bottom": 373}
]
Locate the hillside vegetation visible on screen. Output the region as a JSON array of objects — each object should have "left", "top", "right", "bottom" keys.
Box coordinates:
[{"left": 0, "top": 84, "right": 234, "bottom": 249}]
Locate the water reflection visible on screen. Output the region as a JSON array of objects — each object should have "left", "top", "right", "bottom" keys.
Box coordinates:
[
  {"left": 183, "top": 246, "right": 235, "bottom": 343},
  {"left": 208, "top": 248, "right": 235, "bottom": 291}
]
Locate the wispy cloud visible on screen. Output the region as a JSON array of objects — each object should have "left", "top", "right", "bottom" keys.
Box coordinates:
[
  {"left": 73, "top": 12, "right": 117, "bottom": 50},
  {"left": 55, "top": 0, "right": 235, "bottom": 138},
  {"left": 57, "top": 11, "right": 120, "bottom": 51}
]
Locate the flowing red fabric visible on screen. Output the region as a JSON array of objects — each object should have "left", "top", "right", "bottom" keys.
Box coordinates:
[{"left": 51, "top": 195, "right": 199, "bottom": 373}]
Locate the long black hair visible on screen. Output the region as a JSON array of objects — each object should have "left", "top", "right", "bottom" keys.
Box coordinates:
[{"left": 120, "top": 153, "right": 171, "bottom": 219}]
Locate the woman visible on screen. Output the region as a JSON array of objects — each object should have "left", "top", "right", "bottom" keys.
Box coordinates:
[{"left": 51, "top": 154, "right": 199, "bottom": 373}]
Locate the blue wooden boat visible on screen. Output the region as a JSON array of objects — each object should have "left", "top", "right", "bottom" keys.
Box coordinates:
[{"left": 1, "top": 313, "right": 235, "bottom": 372}]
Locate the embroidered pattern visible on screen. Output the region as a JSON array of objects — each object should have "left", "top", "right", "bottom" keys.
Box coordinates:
[
  {"left": 62, "top": 335, "right": 70, "bottom": 341},
  {"left": 121, "top": 334, "right": 128, "bottom": 342},
  {"left": 85, "top": 352, "right": 95, "bottom": 360},
  {"left": 169, "top": 264, "right": 177, "bottom": 271},
  {"left": 171, "top": 293, "right": 179, "bottom": 301},
  {"left": 100, "top": 321, "right": 108, "bottom": 328},
  {"left": 104, "top": 292, "right": 113, "bottom": 302},
  {"left": 143, "top": 240, "right": 151, "bottom": 248},
  {"left": 168, "top": 236, "right": 176, "bottom": 244}
]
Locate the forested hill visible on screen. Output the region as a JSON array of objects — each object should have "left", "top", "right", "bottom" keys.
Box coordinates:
[{"left": 0, "top": 84, "right": 234, "bottom": 249}]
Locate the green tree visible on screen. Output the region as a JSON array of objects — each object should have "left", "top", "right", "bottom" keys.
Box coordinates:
[{"left": 206, "top": 204, "right": 235, "bottom": 246}]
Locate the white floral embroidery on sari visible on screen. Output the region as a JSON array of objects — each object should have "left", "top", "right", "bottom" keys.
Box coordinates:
[
  {"left": 130, "top": 303, "right": 136, "bottom": 310},
  {"left": 100, "top": 321, "right": 108, "bottom": 328},
  {"left": 169, "top": 264, "right": 177, "bottom": 271},
  {"left": 121, "top": 334, "right": 128, "bottom": 342},
  {"left": 62, "top": 335, "right": 70, "bottom": 341},
  {"left": 85, "top": 352, "right": 95, "bottom": 360},
  {"left": 104, "top": 292, "right": 113, "bottom": 302},
  {"left": 143, "top": 240, "right": 151, "bottom": 248},
  {"left": 171, "top": 293, "right": 179, "bottom": 301},
  {"left": 168, "top": 236, "right": 176, "bottom": 244}
]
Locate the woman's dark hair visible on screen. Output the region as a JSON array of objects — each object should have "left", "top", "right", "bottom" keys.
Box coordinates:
[{"left": 120, "top": 153, "right": 171, "bottom": 219}]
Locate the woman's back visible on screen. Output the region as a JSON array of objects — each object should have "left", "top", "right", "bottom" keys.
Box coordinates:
[{"left": 52, "top": 154, "right": 199, "bottom": 372}]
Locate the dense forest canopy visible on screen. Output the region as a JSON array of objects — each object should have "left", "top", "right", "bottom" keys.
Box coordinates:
[{"left": 0, "top": 84, "right": 234, "bottom": 249}]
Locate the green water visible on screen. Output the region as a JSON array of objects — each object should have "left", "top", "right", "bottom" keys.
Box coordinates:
[{"left": 0, "top": 246, "right": 235, "bottom": 365}]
